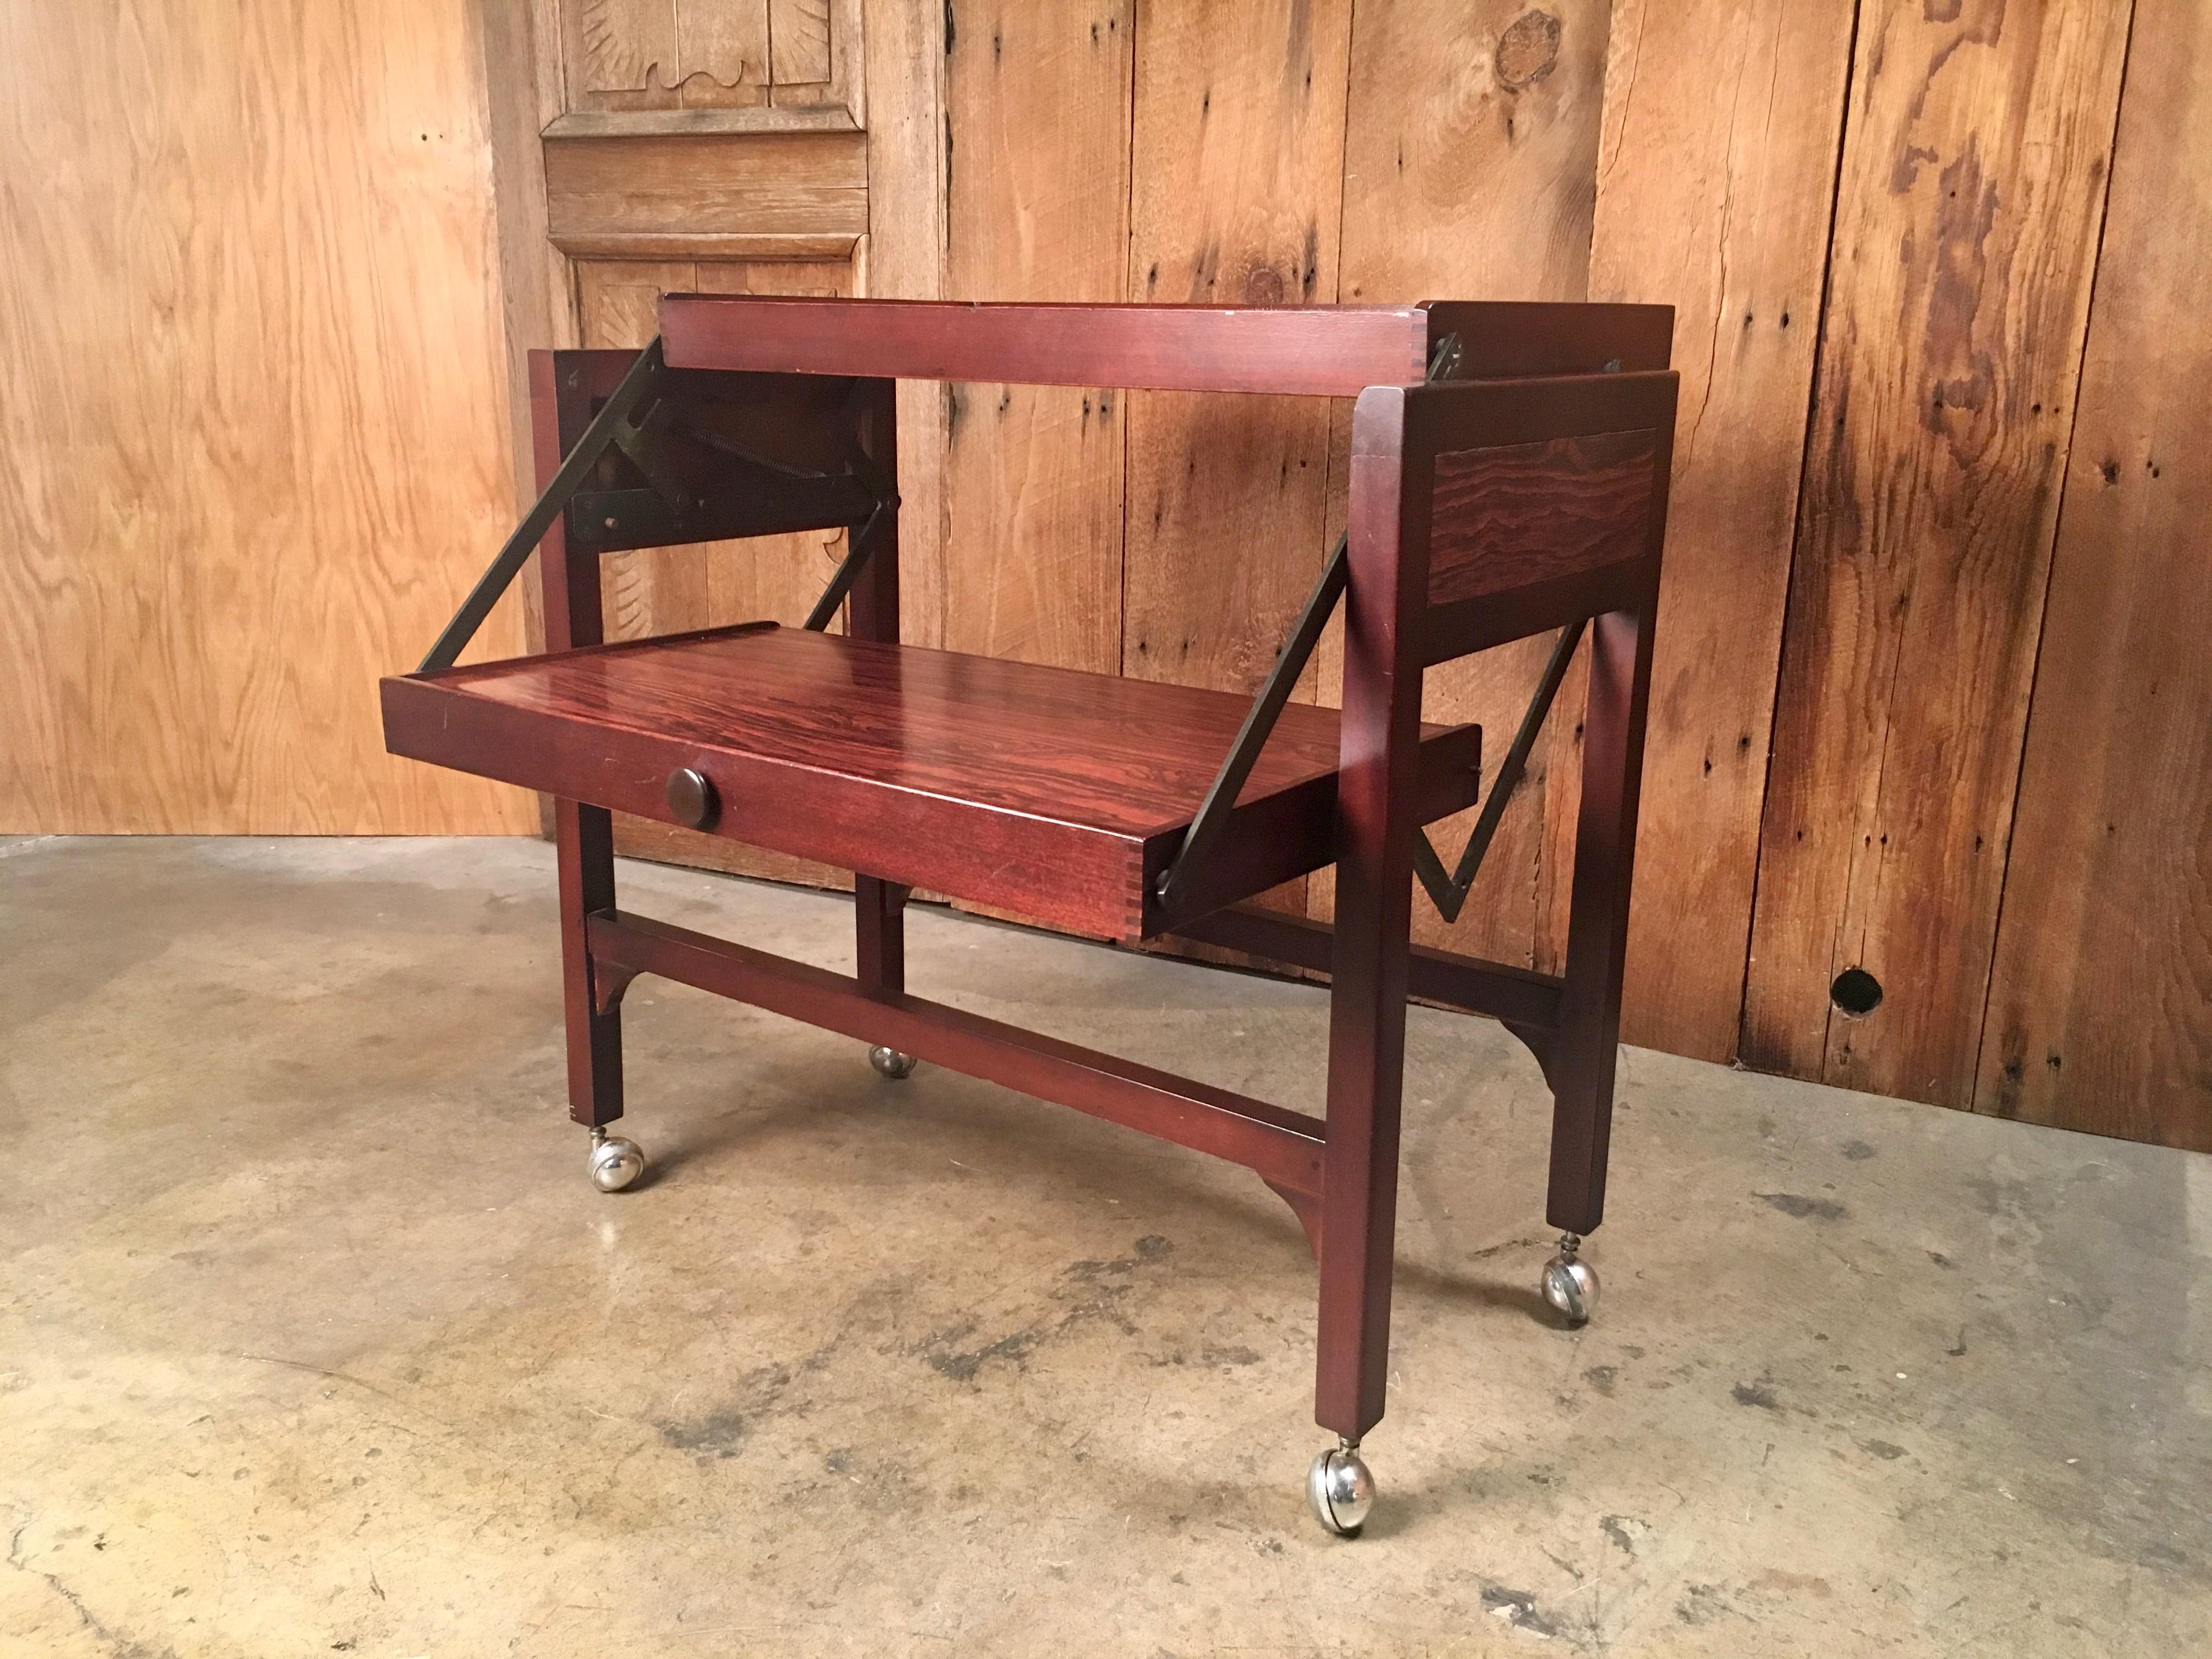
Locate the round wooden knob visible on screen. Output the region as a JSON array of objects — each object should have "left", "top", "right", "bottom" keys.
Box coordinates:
[{"left": 665, "top": 767, "right": 719, "bottom": 831}]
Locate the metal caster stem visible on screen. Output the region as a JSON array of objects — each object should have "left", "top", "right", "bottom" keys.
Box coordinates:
[
  {"left": 1541, "top": 1231, "right": 1598, "bottom": 1325},
  {"left": 868, "top": 1045, "right": 918, "bottom": 1080},
  {"left": 588, "top": 1126, "right": 646, "bottom": 1193},
  {"left": 1307, "top": 1437, "right": 1375, "bottom": 1537}
]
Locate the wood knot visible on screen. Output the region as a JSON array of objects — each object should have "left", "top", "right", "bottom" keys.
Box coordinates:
[
  {"left": 1496, "top": 10, "right": 1561, "bottom": 91},
  {"left": 1243, "top": 266, "right": 1287, "bottom": 306}
]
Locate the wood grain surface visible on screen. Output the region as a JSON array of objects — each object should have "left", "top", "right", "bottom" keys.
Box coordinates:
[
  {"left": 544, "top": 130, "right": 868, "bottom": 242},
  {"left": 1427, "top": 430, "right": 1658, "bottom": 607},
  {"left": 940, "top": 0, "right": 1132, "bottom": 674},
  {"left": 385, "top": 624, "right": 1483, "bottom": 941},
  {"left": 1121, "top": 0, "right": 1355, "bottom": 932},
  {"left": 1588, "top": 0, "right": 1858, "bottom": 1062},
  {"left": 0, "top": 0, "right": 533, "bottom": 832},
  {"left": 1742, "top": 0, "right": 2133, "bottom": 1105},
  {"left": 1972, "top": 0, "right": 2212, "bottom": 1152}
]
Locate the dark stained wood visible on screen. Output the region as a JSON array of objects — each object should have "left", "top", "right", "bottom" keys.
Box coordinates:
[
  {"left": 1546, "top": 591, "right": 1661, "bottom": 1234},
  {"left": 383, "top": 624, "right": 1485, "bottom": 943},
  {"left": 1313, "top": 384, "right": 1424, "bottom": 1441},
  {"left": 844, "top": 374, "right": 909, "bottom": 998},
  {"left": 1426, "top": 428, "right": 1658, "bottom": 607},
  {"left": 395, "top": 300, "right": 1679, "bottom": 1476},
  {"left": 1405, "top": 372, "right": 1676, "bottom": 664},
  {"left": 531, "top": 350, "right": 624, "bottom": 1130},
  {"left": 586, "top": 910, "right": 1328, "bottom": 1195},
  {"left": 659, "top": 294, "right": 1671, "bottom": 396},
  {"left": 1420, "top": 302, "right": 1672, "bottom": 380}
]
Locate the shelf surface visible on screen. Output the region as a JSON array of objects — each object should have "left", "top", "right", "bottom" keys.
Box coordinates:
[{"left": 383, "top": 624, "right": 1482, "bottom": 940}]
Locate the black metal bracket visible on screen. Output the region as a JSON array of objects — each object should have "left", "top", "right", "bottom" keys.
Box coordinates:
[
  {"left": 419, "top": 338, "right": 670, "bottom": 673},
  {"left": 1151, "top": 334, "right": 1466, "bottom": 916},
  {"left": 803, "top": 497, "right": 894, "bottom": 631},
  {"left": 1411, "top": 617, "right": 1586, "bottom": 923},
  {"left": 1153, "top": 533, "right": 1348, "bottom": 912},
  {"left": 416, "top": 337, "right": 900, "bottom": 673}
]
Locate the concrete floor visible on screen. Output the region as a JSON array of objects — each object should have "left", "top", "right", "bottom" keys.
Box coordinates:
[{"left": 1, "top": 837, "right": 2207, "bottom": 1657}]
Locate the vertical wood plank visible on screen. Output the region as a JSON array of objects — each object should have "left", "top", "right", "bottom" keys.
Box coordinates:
[
  {"left": 1974, "top": 4, "right": 2212, "bottom": 1153},
  {"left": 941, "top": 0, "right": 1132, "bottom": 674},
  {"left": 1314, "top": 0, "right": 1610, "bottom": 969},
  {"left": 1742, "top": 0, "right": 2133, "bottom": 1104},
  {"left": 859, "top": 0, "right": 949, "bottom": 648},
  {"left": 1122, "top": 0, "right": 1351, "bottom": 696},
  {"left": 1587, "top": 0, "right": 1858, "bottom": 1059}
]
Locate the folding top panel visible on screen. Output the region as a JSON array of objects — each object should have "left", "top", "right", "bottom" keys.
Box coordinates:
[{"left": 658, "top": 295, "right": 1672, "bottom": 395}]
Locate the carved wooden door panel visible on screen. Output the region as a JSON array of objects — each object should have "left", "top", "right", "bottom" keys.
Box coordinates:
[{"left": 494, "top": 0, "right": 875, "bottom": 887}]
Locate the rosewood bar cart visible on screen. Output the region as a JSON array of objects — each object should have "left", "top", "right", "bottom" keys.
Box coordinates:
[{"left": 381, "top": 296, "right": 1676, "bottom": 1537}]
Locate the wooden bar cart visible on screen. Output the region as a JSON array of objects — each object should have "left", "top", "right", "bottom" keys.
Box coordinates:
[{"left": 382, "top": 296, "right": 1676, "bottom": 1536}]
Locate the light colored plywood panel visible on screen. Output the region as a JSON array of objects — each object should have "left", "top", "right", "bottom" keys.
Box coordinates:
[
  {"left": 1742, "top": 0, "right": 2132, "bottom": 1105},
  {"left": 1314, "top": 0, "right": 1610, "bottom": 970},
  {"left": 0, "top": 0, "right": 532, "bottom": 833},
  {"left": 1974, "top": 3, "right": 2212, "bottom": 1153},
  {"left": 940, "top": 0, "right": 1132, "bottom": 674},
  {"left": 543, "top": 130, "right": 868, "bottom": 241},
  {"left": 1588, "top": 0, "right": 1857, "bottom": 1059}
]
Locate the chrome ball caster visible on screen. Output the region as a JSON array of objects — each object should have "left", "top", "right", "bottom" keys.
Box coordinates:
[
  {"left": 868, "top": 1045, "right": 918, "bottom": 1080},
  {"left": 1541, "top": 1232, "right": 1598, "bottom": 1325},
  {"left": 1306, "top": 1438, "right": 1374, "bottom": 1537},
  {"left": 588, "top": 1126, "right": 646, "bottom": 1193}
]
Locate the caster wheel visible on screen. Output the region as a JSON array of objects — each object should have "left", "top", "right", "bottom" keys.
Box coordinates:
[
  {"left": 1541, "top": 1232, "right": 1598, "bottom": 1325},
  {"left": 1307, "top": 1440, "right": 1374, "bottom": 1537},
  {"left": 868, "top": 1045, "right": 918, "bottom": 1080},
  {"left": 588, "top": 1128, "right": 645, "bottom": 1193}
]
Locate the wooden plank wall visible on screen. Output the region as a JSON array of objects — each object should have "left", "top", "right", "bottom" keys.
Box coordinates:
[
  {"left": 1740, "top": 0, "right": 2133, "bottom": 1108},
  {"left": 1972, "top": 0, "right": 2212, "bottom": 1152},
  {"left": 5, "top": 0, "right": 2204, "bottom": 1155},
  {"left": 916, "top": 0, "right": 2205, "bottom": 1153}
]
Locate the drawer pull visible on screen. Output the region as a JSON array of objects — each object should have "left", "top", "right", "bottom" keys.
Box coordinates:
[{"left": 665, "top": 768, "right": 719, "bottom": 831}]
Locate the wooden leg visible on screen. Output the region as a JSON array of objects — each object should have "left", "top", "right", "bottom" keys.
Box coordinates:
[
  {"left": 1313, "top": 831, "right": 1415, "bottom": 1441},
  {"left": 1545, "top": 602, "right": 1655, "bottom": 1235},
  {"left": 855, "top": 875, "right": 908, "bottom": 996},
  {"left": 556, "top": 797, "right": 623, "bottom": 1127}
]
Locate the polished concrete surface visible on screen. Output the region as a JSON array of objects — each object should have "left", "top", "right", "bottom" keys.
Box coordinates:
[{"left": 2, "top": 836, "right": 2207, "bottom": 1657}]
